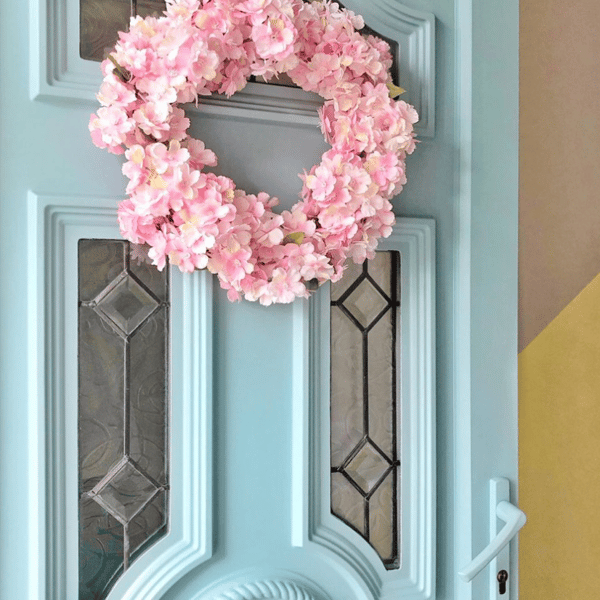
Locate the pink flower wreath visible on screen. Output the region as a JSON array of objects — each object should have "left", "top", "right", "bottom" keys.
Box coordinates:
[{"left": 89, "top": 0, "right": 418, "bottom": 305}]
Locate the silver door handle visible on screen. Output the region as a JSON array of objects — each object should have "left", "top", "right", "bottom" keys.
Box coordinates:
[{"left": 458, "top": 499, "right": 526, "bottom": 582}]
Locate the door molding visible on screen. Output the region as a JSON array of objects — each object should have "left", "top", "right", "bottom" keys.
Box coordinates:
[
  {"left": 453, "top": 0, "right": 519, "bottom": 596},
  {"left": 212, "top": 579, "right": 321, "bottom": 600},
  {"left": 29, "top": 0, "right": 434, "bottom": 135},
  {"left": 292, "top": 219, "right": 436, "bottom": 599},
  {"left": 27, "top": 193, "right": 213, "bottom": 600}
]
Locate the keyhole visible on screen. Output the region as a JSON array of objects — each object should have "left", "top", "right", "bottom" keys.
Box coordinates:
[{"left": 497, "top": 570, "right": 508, "bottom": 595}]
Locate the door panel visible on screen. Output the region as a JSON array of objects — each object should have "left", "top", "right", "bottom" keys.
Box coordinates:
[{"left": 0, "top": 0, "right": 519, "bottom": 598}]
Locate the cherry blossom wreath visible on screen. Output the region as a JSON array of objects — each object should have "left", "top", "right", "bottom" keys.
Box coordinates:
[{"left": 89, "top": 0, "right": 418, "bottom": 305}]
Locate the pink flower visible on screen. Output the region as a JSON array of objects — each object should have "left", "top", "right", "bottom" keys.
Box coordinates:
[
  {"left": 281, "top": 207, "right": 316, "bottom": 237},
  {"left": 250, "top": 267, "right": 308, "bottom": 305},
  {"left": 170, "top": 163, "right": 201, "bottom": 202},
  {"left": 90, "top": 0, "right": 419, "bottom": 305},
  {"left": 89, "top": 107, "right": 134, "bottom": 153},
  {"left": 303, "top": 164, "right": 336, "bottom": 201},
  {"left": 252, "top": 17, "right": 295, "bottom": 60},
  {"left": 135, "top": 75, "right": 179, "bottom": 104},
  {"left": 118, "top": 199, "right": 156, "bottom": 243},
  {"left": 168, "top": 107, "right": 191, "bottom": 140},
  {"left": 147, "top": 230, "right": 170, "bottom": 270},
  {"left": 166, "top": 0, "right": 200, "bottom": 19},
  {"left": 96, "top": 79, "right": 137, "bottom": 108},
  {"left": 185, "top": 139, "right": 218, "bottom": 169},
  {"left": 208, "top": 235, "right": 254, "bottom": 286},
  {"left": 168, "top": 236, "right": 209, "bottom": 272},
  {"left": 133, "top": 101, "right": 171, "bottom": 139}
]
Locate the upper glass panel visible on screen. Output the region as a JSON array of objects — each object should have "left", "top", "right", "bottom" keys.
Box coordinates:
[
  {"left": 80, "top": 0, "right": 166, "bottom": 61},
  {"left": 330, "top": 251, "right": 400, "bottom": 569},
  {"left": 78, "top": 240, "right": 169, "bottom": 600}
]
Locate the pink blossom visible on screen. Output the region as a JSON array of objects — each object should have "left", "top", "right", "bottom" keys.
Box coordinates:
[
  {"left": 303, "top": 163, "right": 335, "bottom": 201},
  {"left": 147, "top": 230, "right": 170, "bottom": 270},
  {"left": 168, "top": 107, "right": 191, "bottom": 140},
  {"left": 170, "top": 163, "right": 201, "bottom": 202},
  {"left": 185, "top": 139, "right": 218, "bottom": 169},
  {"left": 133, "top": 101, "right": 171, "bottom": 139},
  {"left": 96, "top": 79, "right": 137, "bottom": 108},
  {"left": 208, "top": 235, "right": 254, "bottom": 286},
  {"left": 89, "top": 107, "right": 134, "bottom": 153},
  {"left": 168, "top": 236, "right": 209, "bottom": 272},
  {"left": 90, "top": 0, "right": 418, "bottom": 305},
  {"left": 166, "top": 0, "right": 201, "bottom": 19},
  {"left": 252, "top": 17, "right": 295, "bottom": 60},
  {"left": 250, "top": 267, "right": 308, "bottom": 305}
]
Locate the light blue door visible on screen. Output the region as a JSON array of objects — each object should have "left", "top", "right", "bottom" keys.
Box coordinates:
[{"left": 0, "top": 0, "right": 519, "bottom": 599}]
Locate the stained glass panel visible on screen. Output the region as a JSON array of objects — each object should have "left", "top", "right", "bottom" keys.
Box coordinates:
[
  {"left": 330, "top": 251, "right": 400, "bottom": 569},
  {"left": 78, "top": 240, "right": 169, "bottom": 600}
]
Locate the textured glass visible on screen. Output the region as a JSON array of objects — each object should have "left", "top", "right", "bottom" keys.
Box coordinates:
[
  {"left": 368, "top": 311, "right": 395, "bottom": 457},
  {"left": 80, "top": 496, "right": 124, "bottom": 598},
  {"left": 369, "top": 471, "right": 394, "bottom": 561},
  {"left": 330, "top": 307, "right": 363, "bottom": 468},
  {"left": 80, "top": 0, "right": 167, "bottom": 62},
  {"left": 79, "top": 240, "right": 169, "bottom": 599},
  {"left": 331, "top": 473, "right": 365, "bottom": 535},
  {"left": 330, "top": 251, "right": 400, "bottom": 569},
  {"left": 80, "top": 0, "right": 131, "bottom": 62}
]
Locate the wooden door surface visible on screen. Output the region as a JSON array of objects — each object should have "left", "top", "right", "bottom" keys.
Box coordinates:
[{"left": 0, "top": 0, "right": 519, "bottom": 599}]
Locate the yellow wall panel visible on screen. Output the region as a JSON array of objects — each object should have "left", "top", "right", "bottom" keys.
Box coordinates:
[{"left": 519, "top": 272, "right": 600, "bottom": 598}]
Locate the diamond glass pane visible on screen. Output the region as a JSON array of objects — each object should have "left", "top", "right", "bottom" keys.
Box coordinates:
[
  {"left": 344, "top": 441, "right": 390, "bottom": 494},
  {"left": 95, "top": 275, "right": 159, "bottom": 335},
  {"left": 367, "top": 310, "right": 395, "bottom": 457},
  {"left": 78, "top": 240, "right": 169, "bottom": 599},
  {"left": 343, "top": 279, "right": 388, "bottom": 328},
  {"left": 91, "top": 459, "right": 159, "bottom": 523},
  {"left": 330, "top": 251, "right": 400, "bottom": 570}
]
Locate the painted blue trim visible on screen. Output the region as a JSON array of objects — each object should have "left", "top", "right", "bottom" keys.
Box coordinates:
[
  {"left": 453, "top": 0, "right": 519, "bottom": 596},
  {"left": 342, "top": 0, "right": 435, "bottom": 136},
  {"left": 194, "top": 568, "right": 333, "bottom": 600},
  {"left": 453, "top": 0, "right": 474, "bottom": 594},
  {"left": 292, "top": 219, "right": 436, "bottom": 600},
  {"left": 27, "top": 193, "right": 213, "bottom": 600}
]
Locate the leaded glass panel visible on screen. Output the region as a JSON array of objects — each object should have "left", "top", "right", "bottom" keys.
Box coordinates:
[
  {"left": 78, "top": 240, "right": 169, "bottom": 600},
  {"left": 330, "top": 251, "right": 400, "bottom": 569}
]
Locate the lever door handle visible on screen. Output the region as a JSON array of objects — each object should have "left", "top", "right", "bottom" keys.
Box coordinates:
[{"left": 459, "top": 496, "right": 526, "bottom": 582}]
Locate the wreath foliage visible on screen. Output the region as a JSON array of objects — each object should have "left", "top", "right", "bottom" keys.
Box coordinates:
[{"left": 90, "top": 0, "right": 418, "bottom": 304}]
